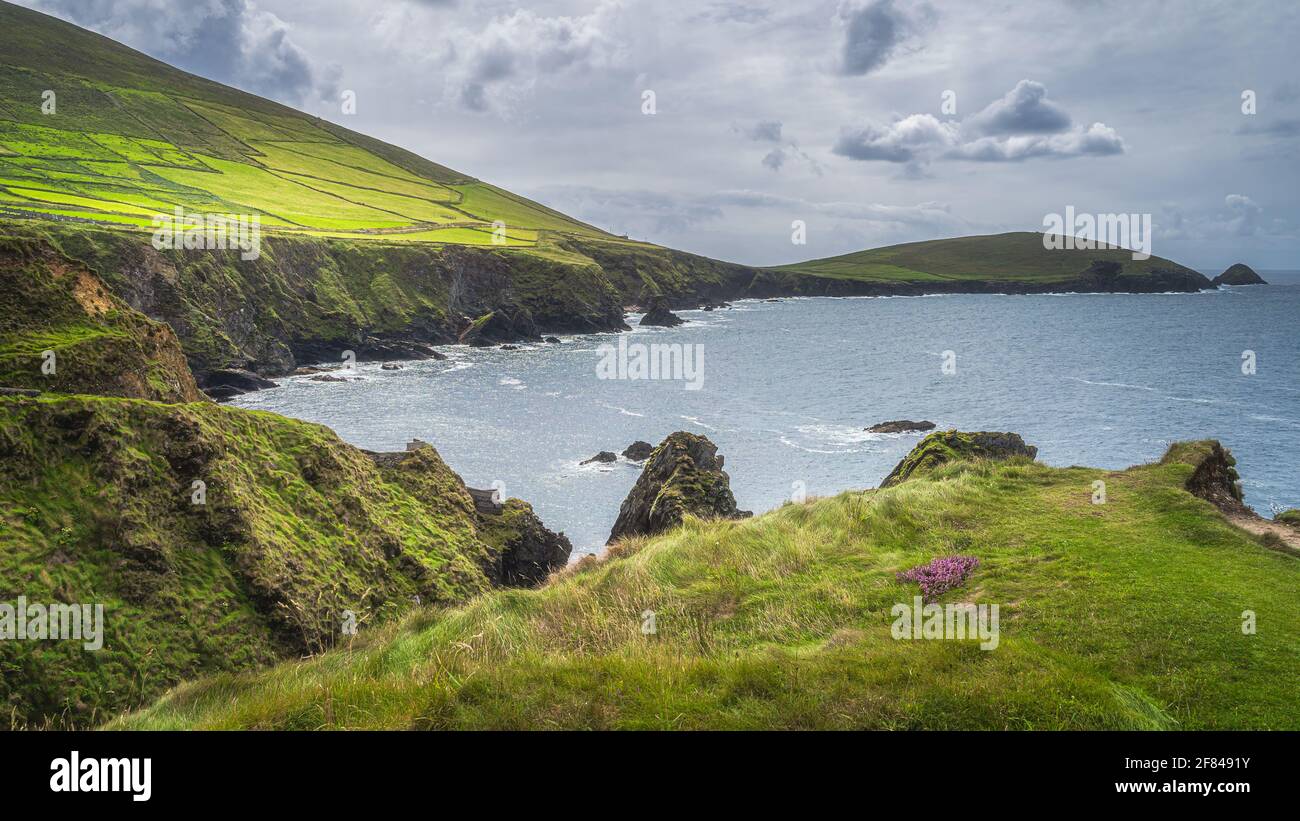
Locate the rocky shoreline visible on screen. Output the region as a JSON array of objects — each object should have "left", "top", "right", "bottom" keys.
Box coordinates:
[{"left": 4, "top": 222, "right": 1264, "bottom": 404}]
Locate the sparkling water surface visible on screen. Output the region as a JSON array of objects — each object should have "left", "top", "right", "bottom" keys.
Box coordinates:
[{"left": 234, "top": 283, "right": 1300, "bottom": 555}]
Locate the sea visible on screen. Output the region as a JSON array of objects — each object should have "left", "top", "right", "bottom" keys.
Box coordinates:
[{"left": 233, "top": 276, "right": 1300, "bottom": 555}]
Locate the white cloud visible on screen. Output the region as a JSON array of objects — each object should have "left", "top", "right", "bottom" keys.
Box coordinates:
[{"left": 834, "top": 82, "right": 1124, "bottom": 165}]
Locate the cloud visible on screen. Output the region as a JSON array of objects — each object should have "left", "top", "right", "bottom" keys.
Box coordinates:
[
  {"left": 836, "top": 0, "right": 929, "bottom": 76},
  {"left": 735, "top": 120, "right": 821, "bottom": 173},
  {"left": 449, "top": 4, "right": 622, "bottom": 112},
  {"left": 948, "top": 122, "right": 1124, "bottom": 161},
  {"left": 832, "top": 113, "right": 957, "bottom": 162},
  {"left": 739, "top": 120, "right": 784, "bottom": 142},
  {"left": 29, "top": 0, "right": 334, "bottom": 105},
  {"left": 966, "top": 80, "right": 1071, "bottom": 135},
  {"left": 1224, "top": 194, "right": 1263, "bottom": 236},
  {"left": 528, "top": 186, "right": 724, "bottom": 236},
  {"left": 834, "top": 81, "right": 1124, "bottom": 165}
]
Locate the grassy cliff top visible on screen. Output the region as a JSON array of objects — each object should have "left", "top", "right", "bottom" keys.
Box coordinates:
[
  {"left": 114, "top": 439, "right": 1299, "bottom": 730},
  {"left": 0, "top": 393, "right": 509, "bottom": 726},
  {"left": 774, "top": 232, "right": 1202, "bottom": 283},
  {"left": 0, "top": 2, "right": 631, "bottom": 255}
]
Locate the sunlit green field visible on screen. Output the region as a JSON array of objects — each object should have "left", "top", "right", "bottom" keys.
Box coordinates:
[{"left": 773, "top": 232, "right": 1204, "bottom": 283}]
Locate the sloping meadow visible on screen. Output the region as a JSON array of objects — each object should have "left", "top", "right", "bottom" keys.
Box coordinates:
[{"left": 114, "top": 444, "right": 1300, "bottom": 730}]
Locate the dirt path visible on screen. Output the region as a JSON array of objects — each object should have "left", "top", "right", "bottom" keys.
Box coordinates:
[{"left": 1227, "top": 513, "right": 1300, "bottom": 556}]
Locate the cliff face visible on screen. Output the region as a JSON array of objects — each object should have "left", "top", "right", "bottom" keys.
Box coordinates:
[
  {"left": 8, "top": 223, "right": 1225, "bottom": 393},
  {"left": 11, "top": 222, "right": 627, "bottom": 383},
  {"left": 0, "top": 237, "right": 203, "bottom": 402},
  {"left": 0, "top": 396, "right": 565, "bottom": 726}
]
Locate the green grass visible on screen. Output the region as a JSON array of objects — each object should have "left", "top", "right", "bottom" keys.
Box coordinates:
[
  {"left": 114, "top": 443, "right": 1300, "bottom": 730},
  {"left": 775, "top": 232, "right": 1203, "bottom": 284},
  {"left": 0, "top": 2, "right": 613, "bottom": 250},
  {"left": 0, "top": 234, "right": 202, "bottom": 401},
  {"left": 0, "top": 393, "right": 512, "bottom": 727}
]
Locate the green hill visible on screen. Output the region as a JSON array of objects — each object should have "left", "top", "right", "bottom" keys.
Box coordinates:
[
  {"left": 0, "top": 1, "right": 615, "bottom": 252},
  {"left": 775, "top": 232, "right": 1211, "bottom": 288},
  {"left": 0, "top": 392, "right": 570, "bottom": 727},
  {"left": 113, "top": 438, "right": 1300, "bottom": 730}
]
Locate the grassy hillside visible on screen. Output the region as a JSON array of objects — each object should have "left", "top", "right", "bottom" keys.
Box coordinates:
[
  {"left": 0, "top": 233, "right": 202, "bottom": 401},
  {"left": 0, "top": 1, "right": 627, "bottom": 256},
  {"left": 115, "top": 439, "right": 1299, "bottom": 730},
  {"left": 0, "top": 393, "right": 562, "bottom": 727},
  {"left": 775, "top": 232, "right": 1205, "bottom": 284}
]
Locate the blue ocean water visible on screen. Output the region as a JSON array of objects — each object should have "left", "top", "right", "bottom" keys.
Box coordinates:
[{"left": 234, "top": 283, "right": 1300, "bottom": 555}]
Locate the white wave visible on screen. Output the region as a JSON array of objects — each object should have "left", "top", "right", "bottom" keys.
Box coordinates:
[
  {"left": 1064, "top": 377, "right": 1158, "bottom": 392},
  {"left": 599, "top": 403, "right": 644, "bottom": 417},
  {"left": 794, "top": 423, "right": 879, "bottom": 445}
]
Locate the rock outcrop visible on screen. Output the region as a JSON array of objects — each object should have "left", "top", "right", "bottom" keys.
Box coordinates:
[
  {"left": 581, "top": 451, "right": 618, "bottom": 465},
  {"left": 880, "top": 431, "right": 1038, "bottom": 488},
  {"left": 474, "top": 499, "right": 573, "bottom": 587},
  {"left": 1161, "top": 440, "right": 1246, "bottom": 513},
  {"left": 867, "top": 420, "right": 936, "bottom": 434},
  {"left": 0, "top": 397, "right": 536, "bottom": 726},
  {"left": 200, "top": 368, "right": 279, "bottom": 399},
  {"left": 608, "top": 432, "right": 750, "bottom": 543},
  {"left": 1212, "top": 263, "right": 1267, "bottom": 286},
  {"left": 622, "top": 440, "right": 654, "bottom": 460},
  {"left": 639, "top": 298, "right": 686, "bottom": 327},
  {"left": 458, "top": 308, "right": 541, "bottom": 347}
]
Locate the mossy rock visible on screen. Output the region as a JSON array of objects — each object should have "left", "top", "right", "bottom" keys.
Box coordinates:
[{"left": 880, "top": 430, "right": 1038, "bottom": 488}]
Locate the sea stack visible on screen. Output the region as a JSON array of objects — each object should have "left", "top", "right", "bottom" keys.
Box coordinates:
[
  {"left": 1212, "top": 264, "right": 1267, "bottom": 286},
  {"left": 639, "top": 297, "right": 685, "bottom": 327},
  {"left": 608, "top": 432, "right": 750, "bottom": 543}
]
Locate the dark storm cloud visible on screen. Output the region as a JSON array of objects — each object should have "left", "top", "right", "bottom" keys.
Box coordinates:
[{"left": 837, "top": 0, "right": 918, "bottom": 76}]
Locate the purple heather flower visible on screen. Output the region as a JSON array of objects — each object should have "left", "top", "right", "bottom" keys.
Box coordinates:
[{"left": 896, "top": 555, "right": 980, "bottom": 601}]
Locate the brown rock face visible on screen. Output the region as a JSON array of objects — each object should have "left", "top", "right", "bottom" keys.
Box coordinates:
[
  {"left": 1167, "top": 440, "right": 1246, "bottom": 514},
  {"left": 608, "top": 432, "right": 750, "bottom": 544}
]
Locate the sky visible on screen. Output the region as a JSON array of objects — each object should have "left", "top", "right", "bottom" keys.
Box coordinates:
[{"left": 18, "top": 0, "right": 1300, "bottom": 271}]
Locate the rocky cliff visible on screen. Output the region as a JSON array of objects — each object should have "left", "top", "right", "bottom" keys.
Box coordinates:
[
  {"left": 608, "top": 432, "right": 750, "bottom": 543},
  {"left": 0, "top": 395, "right": 566, "bottom": 726}
]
